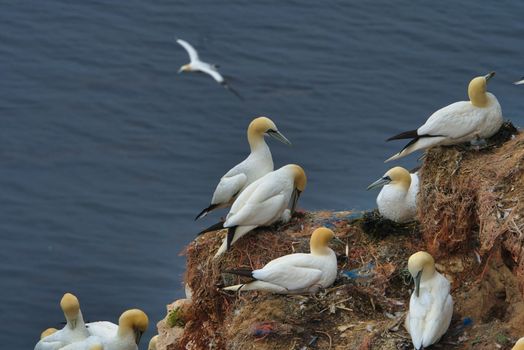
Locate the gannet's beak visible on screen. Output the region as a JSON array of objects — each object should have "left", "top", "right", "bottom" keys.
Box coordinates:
[
  {"left": 267, "top": 130, "right": 291, "bottom": 145},
  {"left": 367, "top": 176, "right": 391, "bottom": 190},
  {"left": 135, "top": 330, "right": 144, "bottom": 345},
  {"left": 290, "top": 189, "right": 301, "bottom": 214},
  {"left": 414, "top": 270, "right": 422, "bottom": 298},
  {"left": 178, "top": 67, "right": 184, "bottom": 74},
  {"left": 484, "top": 71, "right": 495, "bottom": 81},
  {"left": 514, "top": 77, "right": 524, "bottom": 85}
]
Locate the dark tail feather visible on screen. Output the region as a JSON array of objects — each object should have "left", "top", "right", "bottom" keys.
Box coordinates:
[
  {"left": 226, "top": 226, "right": 236, "bottom": 251},
  {"left": 223, "top": 268, "right": 254, "bottom": 278},
  {"left": 223, "top": 82, "right": 244, "bottom": 101},
  {"left": 387, "top": 129, "right": 418, "bottom": 141},
  {"left": 195, "top": 204, "right": 219, "bottom": 221},
  {"left": 197, "top": 221, "right": 224, "bottom": 236}
]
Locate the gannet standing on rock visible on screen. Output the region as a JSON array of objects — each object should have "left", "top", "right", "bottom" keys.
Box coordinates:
[
  {"left": 386, "top": 72, "right": 503, "bottom": 162},
  {"left": 223, "top": 227, "right": 339, "bottom": 293},
  {"left": 195, "top": 117, "right": 291, "bottom": 220},
  {"left": 513, "top": 338, "right": 524, "bottom": 350},
  {"left": 367, "top": 167, "right": 419, "bottom": 223},
  {"left": 176, "top": 38, "right": 242, "bottom": 99},
  {"left": 34, "top": 293, "right": 90, "bottom": 350},
  {"left": 405, "top": 251, "right": 453, "bottom": 350},
  {"left": 199, "top": 164, "right": 307, "bottom": 258}
]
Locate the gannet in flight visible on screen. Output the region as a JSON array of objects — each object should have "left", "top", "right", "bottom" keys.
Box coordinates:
[
  {"left": 195, "top": 116, "right": 291, "bottom": 220},
  {"left": 199, "top": 164, "right": 307, "bottom": 258},
  {"left": 176, "top": 38, "right": 242, "bottom": 99},
  {"left": 513, "top": 338, "right": 524, "bottom": 350},
  {"left": 34, "top": 293, "right": 90, "bottom": 350},
  {"left": 367, "top": 167, "right": 419, "bottom": 223},
  {"left": 223, "top": 227, "right": 340, "bottom": 293},
  {"left": 514, "top": 77, "right": 524, "bottom": 85},
  {"left": 83, "top": 309, "right": 149, "bottom": 350},
  {"left": 405, "top": 251, "right": 453, "bottom": 350},
  {"left": 386, "top": 72, "right": 503, "bottom": 162},
  {"left": 148, "top": 335, "right": 158, "bottom": 350}
]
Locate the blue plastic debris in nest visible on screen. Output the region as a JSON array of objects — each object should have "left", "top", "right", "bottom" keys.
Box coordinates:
[{"left": 342, "top": 262, "right": 375, "bottom": 280}]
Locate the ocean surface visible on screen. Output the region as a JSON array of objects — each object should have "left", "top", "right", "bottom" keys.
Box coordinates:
[{"left": 1, "top": 1, "right": 523, "bottom": 348}]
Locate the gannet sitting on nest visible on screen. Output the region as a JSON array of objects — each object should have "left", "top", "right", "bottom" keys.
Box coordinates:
[
  {"left": 84, "top": 309, "right": 149, "bottom": 350},
  {"left": 198, "top": 164, "right": 307, "bottom": 258},
  {"left": 35, "top": 293, "right": 90, "bottom": 350},
  {"left": 405, "top": 251, "right": 453, "bottom": 350},
  {"left": 195, "top": 116, "right": 291, "bottom": 220},
  {"left": 367, "top": 166, "right": 419, "bottom": 223},
  {"left": 223, "top": 227, "right": 340, "bottom": 293},
  {"left": 513, "top": 338, "right": 524, "bottom": 350},
  {"left": 176, "top": 38, "right": 242, "bottom": 99},
  {"left": 386, "top": 72, "right": 503, "bottom": 162}
]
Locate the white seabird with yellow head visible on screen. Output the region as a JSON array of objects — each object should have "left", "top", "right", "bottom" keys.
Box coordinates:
[
  {"left": 405, "top": 251, "right": 453, "bottom": 350},
  {"left": 367, "top": 166, "right": 419, "bottom": 223},
  {"left": 223, "top": 227, "right": 340, "bottom": 293},
  {"left": 513, "top": 338, "right": 524, "bottom": 350},
  {"left": 199, "top": 164, "right": 306, "bottom": 258},
  {"left": 176, "top": 38, "right": 242, "bottom": 99},
  {"left": 84, "top": 309, "right": 149, "bottom": 350},
  {"left": 35, "top": 293, "right": 90, "bottom": 350},
  {"left": 386, "top": 72, "right": 503, "bottom": 162},
  {"left": 195, "top": 116, "right": 291, "bottom": 221}
]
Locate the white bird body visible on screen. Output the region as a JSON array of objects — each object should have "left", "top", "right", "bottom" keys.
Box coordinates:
[
  {"left": 223, "top": 227, "right": 339, "bottom": 293},
  {"left": 406, "top": 252, "right": 453, "bottom": 350},
  {"left": 85, "top": 321, "right": 118, "bottom": 340},
  {"left": 34, "top": 294, "right": 90, "bottom": 350},
  {"left": 387, "top": 73, "right": 503, "bottom": 162},
  {"left": 513, "top": 337, "right": 524, "bottom": 350},
  {"left": 195, "top": 117, "right": 290, "bottom": 220},
  {"left": 376, "top": 173, "right": 418, "bottom": 223},
  {"left": 57, "top": 336, "right": 104, "bottom": 350},
  {"left": 213, "top": 164, "right": 306, "bottom": 257}
]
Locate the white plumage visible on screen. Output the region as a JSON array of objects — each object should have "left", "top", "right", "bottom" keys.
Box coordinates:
[
  {"left": 223, "top": 227, "right": 339, "bottom": 293},
  {"left": 367, "top": 167, "right": 418, "bottom": 223},
  {"left": 213, "top": 164, "right": 306, "bottom": 257},
  {"left": 405, "top": 252, "right": 453, "bottom": 350},
  {"left": 386, "top": 72, "right": 503, "bottom": 162},
  {"left": 34, "top": 293, "right": 90, "bottom": 350},
  {"left": 176, "top": 38, "right": 242, "bottom": 98},
  {"left": 514, "top": 77, "right": 524, "bottom": 85},
  {"left": 195, "top": 117, "right": 290, "bottom": 220}
]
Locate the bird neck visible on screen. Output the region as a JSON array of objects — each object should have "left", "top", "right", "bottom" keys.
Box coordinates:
[
  {"left": 248, "top": 131, "right": 268, "bottom": 153},
  {"left": 468, "top": 83, "right": 489, "bottom": 107},
  {"left": 310, "top": 245, "right": 332, "bottom": 256}
]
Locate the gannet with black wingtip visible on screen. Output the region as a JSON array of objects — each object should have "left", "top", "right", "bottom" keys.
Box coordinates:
[
  {"left": 405, "top": 251, "right": 453, "bottom": 350},
  {"left": 34, "top": 293, "right": 90, "bottom": 350},
  {"left": 148, "top": 335, "right": 158, "bottom": 350},
  {"left": 386, "top": 72, "right": 503, "bottom": 162},
  {"left": 195, "top": 116, "right": 291, "bottom": 220},
  {"left": 367, "top": 167, "right": 419, "bottom": 223},
  {"left": 205, "top": 164, "right": 306, "bottom": 258},
  {"left": 514, "top": 77, "right": 524, "bottom": 85},
  {"left": 83, "top": 309, "right": 148, "bottom": 350},
  {"left": 176, "top": 38, "right": 242, "bottom": 99},
  {"left": 223, "top": 227, "right": 339, "bottom": 293},
  {"left": 513, "top": 338, "right": 524, "bottom": 350}
]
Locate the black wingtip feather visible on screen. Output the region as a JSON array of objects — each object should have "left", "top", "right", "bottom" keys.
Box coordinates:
[
  {"left": 194, "top": 204, "right": 219, "bottom": 221},
  {"left": 386, "top": 129, "right": 419, "bottom": 141},
  {"left": 226, "top": 226, "right": 236, "bottom": 251},
  {"left": 223, "top": 268, "right": 254, "bottom": 278},
  {"left": 197, "top": 221, "right": 224, "bottom": 236}
]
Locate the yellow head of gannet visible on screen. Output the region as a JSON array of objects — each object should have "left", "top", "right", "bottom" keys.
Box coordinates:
[
  {"left": 61, "top": 293, "right": 81, "bottom": 329},
  {"left": 367, "top": 166, "right": 411, "bottom": 191},
  {"left": 247, "top": 116, "right": 291, "bottom": 149},
  {"left": 40, "top": 328, "right": 58, "bottom": 340},
  {"left": 310, "top": 227, "right": 342, "bottom": 255},
  {"left": 408, "top": 251, "right": 436, "bottom": 297},
  {"left": 468, "top": 71, "right": 495, "bottom": 107},
  {"left": 118, "top": 309, "right": 149, "bottom": 345},
  {"left": 513, "top": 338, "right": 524, "bottom": 350},
  {"left": 148, "top": 335, "right": 159, "bottom": 350},
  {"left": 178, "top": 64, "right": 191, "bottom": 73}
]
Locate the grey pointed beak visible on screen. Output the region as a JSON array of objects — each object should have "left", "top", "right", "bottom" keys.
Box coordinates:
[
  {"left": 484, "top": 71, "right": 495, "bottom": 81},
  {"left": 135, "top": 330, "right": 144, "bottom": 345},
  {"left": 367, "top": 177, "right": 391, "bottom": 190},
  {"left": 267, "top": 130, "right": 291, "bottom": 145},
  {"left": 290, "top": 189, "right": 301, "bottom": 214},
  {"left": 178, "top": 67, "right": 184, "bottom": 74},
  {"left": 514, "top": 77, "right": 524, "bottom": 85},
  {"left": 414, "top": 270, "right": 422, "bottom": 298}
]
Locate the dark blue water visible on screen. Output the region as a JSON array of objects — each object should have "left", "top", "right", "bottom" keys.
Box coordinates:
[{"left": 1, "top": 1, "right": 523, "bottom": 348}]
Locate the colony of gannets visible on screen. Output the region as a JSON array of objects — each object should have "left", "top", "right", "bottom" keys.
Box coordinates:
[{"left": 34, "top": 39, "right": 521, "bottom": 349}]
